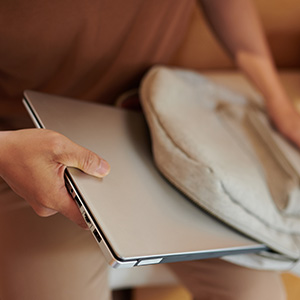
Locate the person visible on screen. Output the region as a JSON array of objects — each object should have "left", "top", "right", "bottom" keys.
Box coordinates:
[{"left": 0, "top": 0, "right": 295, "bottom": 299}]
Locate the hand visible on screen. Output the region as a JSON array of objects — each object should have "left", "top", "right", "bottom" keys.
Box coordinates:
[
  {"left": 0, "top": 129, "right": 110, "bottom": 228},
  {"left": 266, "top": 99, "right": 300, "bottom": 149}
]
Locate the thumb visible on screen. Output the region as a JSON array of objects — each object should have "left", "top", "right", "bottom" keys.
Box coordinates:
[
  {"left": 77, "top": 150, "right": 110, "bottom": 177},
  {"left": 57, "top": 138, "right": 110, "bottom": 178}
]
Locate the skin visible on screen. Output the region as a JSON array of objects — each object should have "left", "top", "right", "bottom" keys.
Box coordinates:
[
  {"left": 0, "top": 0, "right": 298, "bottom": 228},
  {"left": 0, "top": 129, "right": 110, "bottom": 228},
  {"left": 198, "top": 0, "right": 300, "bottom": 148}
]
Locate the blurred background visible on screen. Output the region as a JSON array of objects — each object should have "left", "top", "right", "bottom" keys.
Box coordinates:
[{"left": 172, "top": 0, "right": 300, "bottom": 70}]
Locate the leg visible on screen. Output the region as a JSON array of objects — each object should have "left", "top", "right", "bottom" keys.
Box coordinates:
[
  {"left": 168, "top": 258, "right": 286, "bottom": 300},
  {"left": 0, "top": 178, "right": 111, "bottom": 300}
]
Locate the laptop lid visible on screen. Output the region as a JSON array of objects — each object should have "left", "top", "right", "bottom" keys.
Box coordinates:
[{"left": 23, "top": 90, "right": 267, "bottom": 268}]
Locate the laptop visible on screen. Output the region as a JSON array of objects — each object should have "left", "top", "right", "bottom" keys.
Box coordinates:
[{"left": 23, "top": 90, "right": 267, "bottom": 268}]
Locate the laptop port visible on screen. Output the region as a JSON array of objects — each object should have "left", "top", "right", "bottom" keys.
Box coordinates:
[
  {"left": 74, "top": 195, "right": 82, "bottom": 207},
  {"left": 84, "top": 213, "right": 91, "bottom": 224},
  {"left": 93, "top": 229, "right": 102, "bottom": 243}
]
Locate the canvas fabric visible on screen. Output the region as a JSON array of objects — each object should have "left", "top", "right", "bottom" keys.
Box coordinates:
[{"left": 140, "top": 66, "right": 300, "bottom": 273}]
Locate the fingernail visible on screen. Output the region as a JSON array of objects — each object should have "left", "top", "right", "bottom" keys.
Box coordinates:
[{"left": 96, "top": 159, "right": 110, "bottom": 176}]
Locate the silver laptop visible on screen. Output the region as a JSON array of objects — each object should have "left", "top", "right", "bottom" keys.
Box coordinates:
[{"left": 23, "top": 90, "right": 267, "bottom": 268}]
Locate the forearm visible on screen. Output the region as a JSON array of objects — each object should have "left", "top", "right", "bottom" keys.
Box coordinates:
[
  {"left": 198, "top": 0, "right": 290, "bottom": 109},
  {"left": 0, "top": 131, "right": 12, "bottom": 177}
]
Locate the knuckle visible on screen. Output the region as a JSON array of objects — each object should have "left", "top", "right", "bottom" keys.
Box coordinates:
[
  {"left": 46, "top": 131, "right": 66, "bottom": 158},
  {"left": 82, "top": 151, "right": 97, "bottom": 171}
]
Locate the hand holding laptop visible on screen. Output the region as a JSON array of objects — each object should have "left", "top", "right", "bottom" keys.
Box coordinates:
[{"left": 0, "top": 128, "right": 110, "bottom": 228}]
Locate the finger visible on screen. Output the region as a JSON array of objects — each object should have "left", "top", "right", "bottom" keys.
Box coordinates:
[
  {"left": 30, "top": 194, "right": 87, "bottom": 228},
  {"left": 56, "top": 138, "right": 110, "bottom": 178},
  {"left": 55, "top": 189, "right": 88, "bottom": 229},
  {"left": 30, "top": 205, "right": 57, "bottom": 218},
  {"left": 61, "top": 199, "right": 88, "bottom": 229},
  {"left": 30, "top": 182, "right": 88, "bottom": 229}
]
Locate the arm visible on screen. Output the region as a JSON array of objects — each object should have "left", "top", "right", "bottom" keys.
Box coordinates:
[
  {"left": 0, "top": 129, "right": 110, "bottom": 228},
  {"left": 198, "top": 0, "right": 300, "bottom": 147}
]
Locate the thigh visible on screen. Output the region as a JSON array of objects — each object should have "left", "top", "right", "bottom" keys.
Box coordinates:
[
  {"left": 0, "top": 178, "right": 111, "bottom": 300},
  {"left": 168, "top": 258, "right": 286, "bottom": 300}
]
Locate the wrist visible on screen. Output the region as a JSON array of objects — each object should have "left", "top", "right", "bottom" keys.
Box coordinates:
[{"left": 265, "top": 93, "right": 295, "bottom": 117}]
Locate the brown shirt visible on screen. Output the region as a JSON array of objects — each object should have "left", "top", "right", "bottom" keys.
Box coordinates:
[{"left": 0, "top": 0, "right": 194, "bottom": 118}]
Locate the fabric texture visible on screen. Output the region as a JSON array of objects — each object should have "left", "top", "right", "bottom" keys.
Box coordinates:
[
  {"left": 168, "top": 258, "right": 286, "bottom": 300},
  {"left": 0, "top": 0, "right": 194, "bottom": 118},
  {"left": 140, "top": 66, "right": 300, "bottom": 272},
  {"left": 0, "top": 176, "right": 111, "bottom": 300}
]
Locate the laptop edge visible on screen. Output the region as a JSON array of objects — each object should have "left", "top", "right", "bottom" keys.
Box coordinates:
[{"left": 22, "top": 91, "right": 267, "bottom": 269}]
